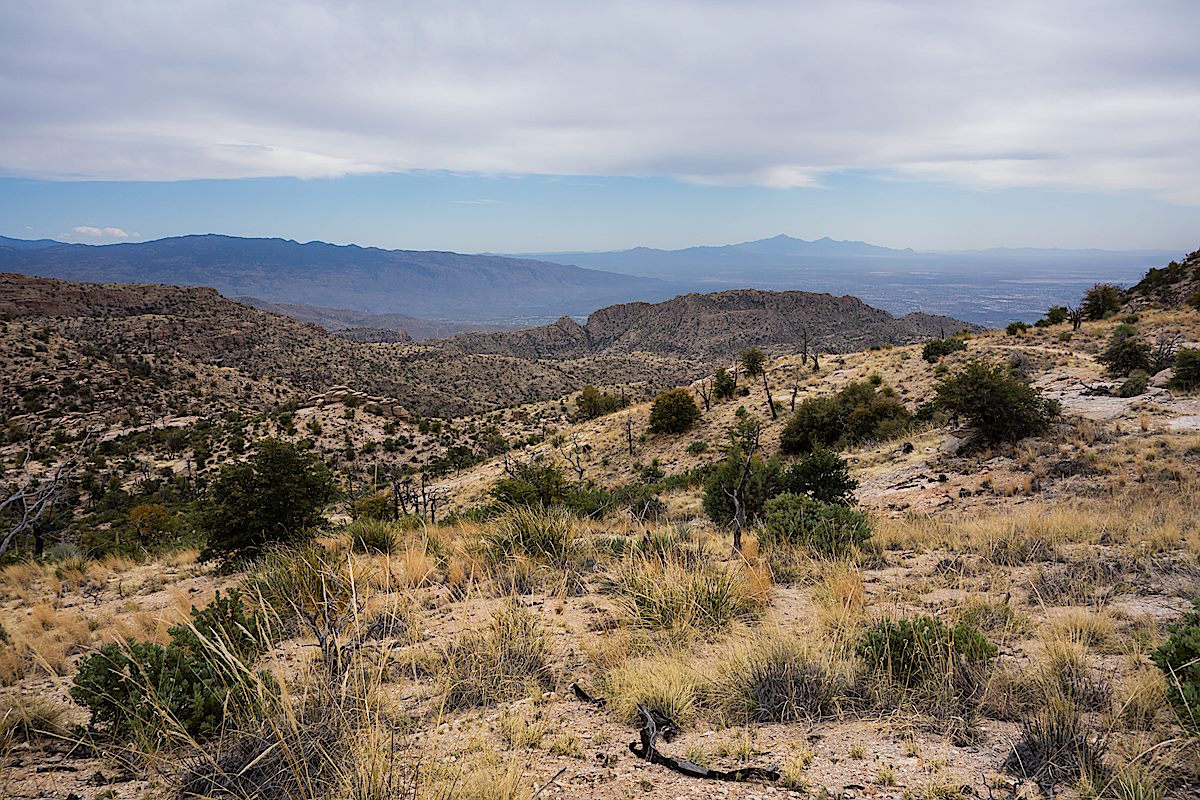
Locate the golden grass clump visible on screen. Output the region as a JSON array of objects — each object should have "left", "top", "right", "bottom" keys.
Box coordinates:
[
  {"left": 441, "top": 601, "right": 553, "bottom": 710},
  {"left": 614, "top": 557, "right": 766, "bottom": 634}
]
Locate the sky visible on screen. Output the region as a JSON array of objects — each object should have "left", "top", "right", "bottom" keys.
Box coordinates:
[{"left": 1, "top": 1, "right": 1198, "bottom": 253}]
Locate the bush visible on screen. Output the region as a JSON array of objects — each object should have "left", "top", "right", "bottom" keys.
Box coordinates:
[
  {"left": 1174, "top": 348, "right": 1200, "bottom": 390},
  {"left": 1189, "top": 290, "right": 1200, "bottom": 311},
  {"left": 648, "top": 388, "right": 701, "bottom": 434},
  {"left": 352, "top": 491, "right": 394, "bottom": 521},
  {"left": 760, "top": 494, "right": 871, "bottom": 556},
  {"left": 713, "top": 368, "right": 736, "bottom": 399},
  {"left": 71, "top": 590, "right": 269, "bottom": 743},
  {"left": 740, "top": 348, "right": 767, "bottom": 377},
  {"left": 1117, "top": 370, "right": 1149, "bottom": 398},
  {"left": 922, "top": 337, "right": 966, "bottom": 363},
  {"left": 1006, "top": 321, "right": 1029, "bottom": 335},
  {"left": 858, "top": 616, "right": 995, "bottom": 700},
  {"left": 780, "top": 447, "right": 858, "bottom": 505},
  {"left": 1003, "top": 697, "right": 1106, "bottom": 793},
  {"left": 1151, "top": 599, "right": 1200, "bottom": 731},
  {"left": 1098, "top": 326, "right": 1151, "bottom": 378},
  {"left": 933, "top": 359, "right": 1059, "bottom": 445},
  {"left": 780, "top": 380, "right": 912, "bottom": 454},
  {"left": 1043, "top": 306, "right": 1069, "bottom": 325},
  {"left": 199, "top": 439, "right": 336, "bottom": 566},
  {"left": 727, "top": 638, "right": 844, "bottom": 722},
  {"left": 1081, "top": 283, "right": 1122, "bottom": 320},
  {"left": 574, "top": 385, "right": 621, "bottom": 421}
]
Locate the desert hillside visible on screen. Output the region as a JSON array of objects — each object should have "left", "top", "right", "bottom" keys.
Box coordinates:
[{"left": 2, "top": 263, "right": 1200, "bottom": 800}]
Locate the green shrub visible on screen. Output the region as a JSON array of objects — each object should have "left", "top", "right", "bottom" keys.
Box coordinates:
[
  {"left": 740, "top": 348, "right": 767, "bottom": 377},
  {"left": 1006, "top": 321, "right": 1029, "bottom": 335},
  {"left": 922, "top": 337, "right": 966, "bottom": 363},
  {"left": 1081, "top": 283, "right": 1123, "bottom": 320},
  {"left": 649, "top": 388, "right": 701, "bottom": 434},
  {"left": 71, "top": 590, "right": 269, "bottom": 743},
  {"left": 199, "top": 438, "right": 336, "bottom": 566},
  {"left": 714, "top": 367, "right": 736, "bottom": 400},
  {"left": 1188, "top": 290, "right": 1200, "bottom": 311},
  {"left": 352, "top": 491, "right": 394, "bottom": 521},
  {"left": 858, "top": 616, "right": 995, "bottom": 691},
  {"left": 0, "top": 620, "right": 8, "bottom": 644},
  {"left": 574, "top": 385, "right": 622, "bottom": 421},
  {"left": 1098, "top": 326, "right": 1151, "bottom": 378},
  {"left": 1174, "top": 348, "right": 1200, "bottom": 390},
  {"left": 1151, "top": 599, "right": 1200, "bottom": 731},
  {"left": 1117, "top": 370, "right": 1149, "bottom": 398},
  {"left": 780, "top": 447, "right": 857, "bottom": 505},
  {"left": 687, "top": 439, "right": 708, "bottom": 454},
  {"left": 933, "top": 359, "right": 1059, "bottom": 445},
  {"left": 760, "top": 494, "right": 871, "bottom": 556},
  {"left": 780, "top": 380, "right": 912, "bottom": 454},
  {"left": 1043, "top": 306, "right": 1069, "bottom": 325}
]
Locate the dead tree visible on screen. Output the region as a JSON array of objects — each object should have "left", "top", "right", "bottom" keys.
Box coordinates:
[
  {"left": 790, "top": 383, "right": 799, "bottom": 412},
  {"left": 1067, "top": 306, "right": 1084, "bottom": 332},
  {"left": 0, "top": 444, "right": 85, "bottom": 558},
  {"left": 812, "top": 350, "right": 821, "bottom": 372},
  {"left": 557, "top": 434, "right": 587, "bottom": 487},
  {"left": 724, "top": 418, "right": 763, "bottom": 555},
  {"left": 695, "top": 379, "right": 712, "bottom": 412},
  {"left": 626, "top": 416, "right": 634, "bottom": 456},
  {"left": 761, "top": 370, "right": 777, "bottom": 420}
]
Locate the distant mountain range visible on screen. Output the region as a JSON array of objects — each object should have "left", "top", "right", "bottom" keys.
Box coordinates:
[
  {"left": 0, "top": 232, "right": 1184, "bottom": 329},
  {"left": 233, "top": 297, "right": 514, "bottom": 340},
  {"left": 0, "top": 234, "right": 678, "bottom": 323}
]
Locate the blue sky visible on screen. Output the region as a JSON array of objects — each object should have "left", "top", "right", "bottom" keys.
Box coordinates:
[{"left": 1, "top": 1, "right": 1197, "bottom": 254}]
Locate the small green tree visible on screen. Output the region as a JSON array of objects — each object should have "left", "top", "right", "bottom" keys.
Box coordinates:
[
  {"left": 780, "top": 447, "right": 858, "bottom": 505},
  {"left": 922, "top": 337, "right": 966, "bottom": 363},
  {"left": 714, "top": 367, "right": 736, "bottom": 400},
  {"left": 702, "top": 416, "right": 778, "bottom": 550},
  {"left": 574, "top": 385, "right": 621, "bottom": 421},
  {"left": 740, "top": 347, "right": 767, "bottom": 377},
  {"left": 648, "top": 388, "right": 701, "bottom": 434},
  {"left": 1044, "top": 306, "right": 1069, "bottom": 325},
  {"left": 934, "top": 360, "right": 1060, "bottom": 445},
  {"left": 1174, "top": 348, "right": 1200, "bottom": 390},
  {"left": 1081, "top": 283, "right": 1122, "bottom": 320},
  {"left": 1097, "top": 325, "right": 1151, "bottom": 378},
  {"left": 198, "top": 438, "right": 336, "bottom": 565}
]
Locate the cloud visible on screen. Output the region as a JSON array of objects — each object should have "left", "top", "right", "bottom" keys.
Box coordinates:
[
  {"left": 72, "top": 225, "right": 135, "bottom": 239},
  {"left": 1, "top": 1, "right": 1198, "bottom": 204}
]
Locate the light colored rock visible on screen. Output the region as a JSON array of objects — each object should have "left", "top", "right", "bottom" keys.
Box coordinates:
[{"left": 1151, "top": 368, "right": 1174, "bottom": 387}]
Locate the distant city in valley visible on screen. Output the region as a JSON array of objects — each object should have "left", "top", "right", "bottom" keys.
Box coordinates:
[{"left": 0, "top": 232, "right": 1175, "bottom": 331}]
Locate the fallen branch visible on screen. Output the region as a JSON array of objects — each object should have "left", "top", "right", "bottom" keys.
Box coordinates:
[{"left": 627, "top": 704, "right": 779, "bottom": 783}]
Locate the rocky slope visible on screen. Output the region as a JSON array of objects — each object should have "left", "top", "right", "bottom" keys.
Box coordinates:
[
  {"left": 441, "top": 289, "right": 974, "bottom": 362},
  {"left": 1126, "top": 249, "right": 1200, "bottom": 309}
]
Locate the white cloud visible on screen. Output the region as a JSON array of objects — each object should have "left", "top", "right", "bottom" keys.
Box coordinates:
[
  {"left": 1, "top": 1, "right": 1197, "bottom": 204},
  {"left": 72, "top": 225, "right": 135, "bottom": 239}
]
